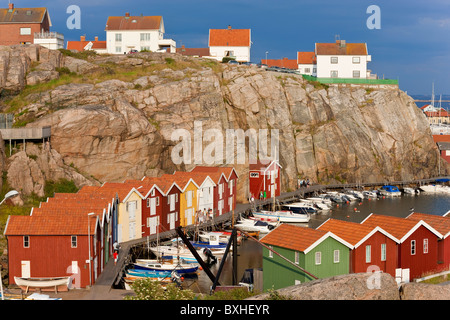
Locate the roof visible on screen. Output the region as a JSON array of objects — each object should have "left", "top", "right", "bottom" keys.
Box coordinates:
[
  {"left": 433, "top": 135, "right": 450, "bottom": 143},
  {"left": 190, "top": 166, "right": 238, "bottom": 181},
  {"left": 0, "top": 6, "right": 49, "bottom": 24},
  {"left": 261, "top": 224, "right": 353, "bottom": 254},
  {"left": 105, "top": 15, "right": 162, "bottom": 31},
  {"left": 249, "top": 159, "right": 282, "bottom": 171},
  {"left": 176, "top": 47, "right": 210, "bottom": 57},
  {"left": 209, "top": 27, "right": 251, "bottom": 47},
  {"left": 317, "top": 218, "right": 399, "bottom": 248},
  {"left": 67, "top": 40, "right": 107, "bottom": 52},
  {"left": 261, "top": 58, "right": 298, "bottom": 70},
  {"left": 297, "top": 52, "right": 317, "bottom": 64},
  {"left": 406, "top": 212, "right": 450, "bottom": 239},
  {"left": 425, "top": 111, "right": 450, "bottom": 117},
  {"left": 315, "top": 41, "right": 367, "bottom": 56},
  {"left": 4, "top": 214, "right": 98, "bottom": 236},
  {"left": 360, "top": 213, "right": 443, "bottom": 242}
]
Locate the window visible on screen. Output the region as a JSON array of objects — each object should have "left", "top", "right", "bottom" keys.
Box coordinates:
[
  {"left": 313, "top": 68, "right": 317, "bottom": 74},
  {"left": 423, "top": 239, "right": 428, "bottom": 254},
  {"left": 315, "top": 251, "right": 321, "bottom": 265},
  {"left": 381, "top": 243, "right": 386, "bottom": 261},
  {"left": 353, "top": 70, "right": 361, "bottom": 78},
  {"left": 115, "top": 46, "right": 122, "bottom": 53},
  {"left": 23, "top": 236, "right": 30, "bottom": 248},
  {"left": 330, "top": 57, "right": 338, "bottom": 64},
  {"left": 20, "top": 27, "right": 31, "bottom": 35},
  {"left": 304, "top": 68, "right": 311, "bottom": 73},
  {"left": 366, "top": 245, "right": 371, "bottom": 263},
  {"left": 295, "top": 251, "right": 299, "bottom": 264},
  {"left": 333, "top": 250, "right": 340, "bottom": 263},
  {"left": 269, "top": 246, "right": 273, "bottom": 258},
  {"left": 71, "top": 236, "right": 77, "bottom": 248},
  {"left": 330, "top": 70, "right": 338, "bottom": 78},
  {"left": 115, "top": 33, "right": 122, "bottom": 42},
  {"left": 352, "top": 57, "right": 360, "bottom": 64},
  {"left": 411, "top": 240, "right": 416, "bottom": 255},
  {"left": 140, "top": 33, "right": 151, "bottom": 41},
  {"left": 141, "top": 46, "right": 150, "bottom": 51}
]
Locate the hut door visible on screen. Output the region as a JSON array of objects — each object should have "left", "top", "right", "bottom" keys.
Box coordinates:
[{"left": 21, "top": 260, "right": 30, "bottom": 278}]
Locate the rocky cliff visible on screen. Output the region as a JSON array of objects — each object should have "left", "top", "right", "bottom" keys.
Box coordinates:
[{"left": 0, "top": 45, "right": 447, "bottom": 202}]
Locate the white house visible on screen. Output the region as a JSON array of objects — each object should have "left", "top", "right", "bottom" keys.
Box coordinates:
[
  {"left": 105, "top": 13, "right": 176, "bottom": 54},
  {"left": 34, "top": 31, "right": 64, "bottom": 50},
  {"left": 208, "top": 25, "right": 251, "bottom": 62},
  {"left": 297, "top": 51, "right": 317, "bottom": 76},
  {"left": 315, "top": 40, "right": 372, "bottom": 79}
]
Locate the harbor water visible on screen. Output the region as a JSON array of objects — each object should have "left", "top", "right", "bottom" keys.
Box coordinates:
[{"left": 192, "top": 192, "right": 450, "bottom": 293}]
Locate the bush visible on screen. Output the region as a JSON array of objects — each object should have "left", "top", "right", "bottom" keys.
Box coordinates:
[
  {"left": 222, "top": 57, "right": 236, "bottom": 63},
  {"left": 125, "top": 278, "right": 196, "bottom": 300},
  {"left": 44, "top": 179, "right": 78, "bottom": 198}
]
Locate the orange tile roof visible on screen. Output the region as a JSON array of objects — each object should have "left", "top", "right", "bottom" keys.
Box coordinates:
[
  {"left": 407, "top": 212, "right": 450, "bottom": 238},
  {"left": 317, "top": 219, "right": 379, "bottom": 245},
  {"left": 261, "top": 224, "right": 329, "bottom": 252},
  {"left": 5, "top": 214, "right": 95, "bottom": 236},
  {"left": 297, "top": 52, "right": 317, "bottom": 64},
  {"left": 315, "top": 42, "right": 367, "bottom": 55},
  {"left": 361, "top": 214, "right": 442, "bottom": 241},
  {"left": 66, "top": 40, "right": 106, "bottom": 52},
  {"left": 433, "top": 135, "right": 450, "bottom": 143},
  {"left": 209, "top": 28, "right": 251, "bottom": 47},
  {"left": 105, "top": 15, "right": 162, "bottom": 31},
  {"left": 190, "top": 166, "right": 236, "bottom": 182}
]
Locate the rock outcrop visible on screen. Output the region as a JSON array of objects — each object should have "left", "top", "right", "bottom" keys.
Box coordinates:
[{"left": 0, "top": 45, "right": 447, "bottom": 201}]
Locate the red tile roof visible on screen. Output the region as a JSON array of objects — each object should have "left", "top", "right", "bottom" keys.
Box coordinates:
[
  {"left": 261, "top": 58, "right": 298, "bottom": 70},
  {"left": 67, "top": 40, "right": 106, "bottom": 52},
  {"left": 407, "top": 212, "right": 450, "bottom": 238},
  {"left": 433, "top": 135, "right": 450, "bottom": 143},
  {"left": 176, "top": 46, "right": 210, "bottom": 57},
  {"left": 209, "top": 28, "right": 251, "bottom": 47},
  {"left": 297, "top": 52, "right": 316, "bottom": 64},
  {"left": 105, "top": 15, "right": 162, "bottom": 31},
  {"left": 315, "top": 42, "right": 367, "bottom": 55}
]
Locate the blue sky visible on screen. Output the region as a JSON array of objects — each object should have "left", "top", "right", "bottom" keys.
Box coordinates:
[{"left": 11, "top": 0, "right": 450, "bottom": 95}]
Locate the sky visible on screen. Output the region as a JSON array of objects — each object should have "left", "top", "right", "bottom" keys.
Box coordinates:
[{"left": 9, "top": 0, "right": 450, "bottom": 95}]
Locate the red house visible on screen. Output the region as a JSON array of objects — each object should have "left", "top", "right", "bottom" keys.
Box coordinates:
[
  {"left": 249, "top": 160, "right": 281, "bottom": 200},
  {"left": 66, "top": 35, "right": 107, "bottom": 53},
  {"left": 406, "top": 212, "right": 450, "bottom": 272},
  {"left": 4, "top": 206, "right": 103, "bottom": 289},
  {"left": 361, "top": 214, "right": 443, "bottom": 281},
  {"left": 140, "top": 177, "right": 182, "bottom": 236},
  {"left": 317, "top": 218, "right": 399, "bottom": 277},
  {"left": 0, "top": 3, "right": 51, "bottom": 45}
]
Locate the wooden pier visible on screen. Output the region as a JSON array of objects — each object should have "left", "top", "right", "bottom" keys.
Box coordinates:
[{"left": 83, "top": 175, "right": 449, "bottom": 299}]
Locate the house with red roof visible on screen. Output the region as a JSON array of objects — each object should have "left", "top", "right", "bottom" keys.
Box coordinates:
[
  {"left": 315, "top": 39, "right": 372, "bottom": 79},
  {"left": 176, "top": 45, "right": 210, "bottom": 58},
  {"left": 317, "top": 218, "right": 399, "bottom": 277},
  {"left": 105, "top": 12, "right": 175, "bottom": 54},
  {"left": 297, "top": 51, "right": 317, "bottom": 76},
  {"left": 406, "top": 212, "right": 450, "bottom": 272},
  {"left": 361, "top": 213, "right": 443, "bottom": 281},
  {"left": 67, "top": 35, "right": 107, "bottom": 54},
  {"left": 432, "top": 135, "right": 450, "bottom": 163},
  {"left": 208, "top": 25, "right": 251, "bottom": 62}
]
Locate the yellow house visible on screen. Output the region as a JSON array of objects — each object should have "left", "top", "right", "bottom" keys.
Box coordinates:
[
  {"left": 99, "top": 182, "right": 144, "bottom": 243},
  {"left": 162, "top": 173, "right": 199, "bottom": 227}
]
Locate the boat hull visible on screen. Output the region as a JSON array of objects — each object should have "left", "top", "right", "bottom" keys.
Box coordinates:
[
  {"left": 253, "top": 211, "right": 310, "bottom": 223},
  {"left": 14, "top": 276, "right": 70, "bottom": 293}
]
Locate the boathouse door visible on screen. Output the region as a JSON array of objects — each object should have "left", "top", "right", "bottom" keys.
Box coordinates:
[{"left": 21, "top": 260, "right": 30, "bottom": 278}]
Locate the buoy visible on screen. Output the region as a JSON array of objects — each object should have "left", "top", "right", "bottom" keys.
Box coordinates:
[{"left": 354, "top": 208, "right": 357, "bottom": 211}]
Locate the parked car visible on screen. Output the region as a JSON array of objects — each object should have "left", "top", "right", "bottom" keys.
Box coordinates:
[
  {"left": 228, "top": 60, "right": 239, "bottom": 65},
  {"left": 128, "top": 49, "right": 138, "bottom": 54},
  {"left": 257, "top": 63, "right": 268, "bottom": 69}
]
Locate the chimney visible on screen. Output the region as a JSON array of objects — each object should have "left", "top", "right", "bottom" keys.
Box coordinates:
[
  {"left": 80, "top": 35, "right": 86, "bottom": 41},
  {"left": 8, "top": 3, "right": 14, "bottom": 10},
  {"left": 228, "top": 25, "right": 232, "bottom": 30},
  {"left": 125, "top": 12, "right": 130, "bottom": 18},
  {"left": 94, "top": 36, "right": 98, "bottom": 42}
]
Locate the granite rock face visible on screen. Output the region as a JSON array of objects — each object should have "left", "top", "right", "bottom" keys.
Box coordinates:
[{"left": 1, "top": 46, "right": 447, "bottom": 201}]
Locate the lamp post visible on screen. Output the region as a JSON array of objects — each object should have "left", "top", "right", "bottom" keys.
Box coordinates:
[
  {"left": 265, "top": 51, "right": 269, "bottom": 63},
  {"left": 87, "top": 212, "right": 95, "bottom": 287},
  {"left": 0, "top": 190, "right": 18, "bottom": 300}
]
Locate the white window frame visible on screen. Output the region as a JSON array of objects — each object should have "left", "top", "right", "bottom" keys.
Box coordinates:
[
  {"left": 411, "top": 240, "right": 416, "bottom": 255},
  {"left": 352, "top": 56, "right": 360, "bottom": 64},
  {"left": 23, "top": 235, "right": 30, "bottom": 248},
  {"left": 115, "top": 33, "right": 122, "bottom": 42},
  {"left": 20, "top": 27, "right": 31, "bottom": 35},
  {"left": 140, "top": 33, "right": 151, "bottom": 41},
  {"left": 315, "top": 251, "right": 321, "bottom": 265},
  {"left": 333, "top": 250, "right": 340, "bottom": 263},
  {"left": 330, "top": 70, "right": 338, "bottom": 78},
  {"left": 381, "top": 243, "right": 386, "bottom": 261},
  {"left": 115, "top": 46, "right": 122, "bottom": 53},
  {"left": 330, "top": 57, "right": 338, "bottom": 64},
  {"left": 366, "top": 245, "right": 371, "bottom": 263},
  {"left": 353, "top": 70, "right": 360, "bottom": 78},
  {"left": 269, "top": 246, "right": 273, "bottom": 258},
  {"left": 295, "top": 251, "right": 299, "bottom": 264},
  {"left": 71, "top": 236, "right": 77, "bottom": 248}
]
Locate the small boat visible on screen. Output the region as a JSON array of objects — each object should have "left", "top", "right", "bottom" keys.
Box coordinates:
[
  {"left": 403, "top": 187, "right": 419, "bottom": 195},
  {"left": 235, "top": 218, "right": 276, "bottom": 234},
  {"left": 363, "top": 190, "right": 378, "bottom": 199},
  {"left": 253, "top": 210, "right": 310, "bottom": 223},
  {"left": 304, "top": 198, "right": 331, "bottom": 211},
  {"left": 345, "top": 190, "right": 364, "bottom": 200},
  {"left": 282, "top": 202, "right": 315, "bottom": 214},
  {"left": 14, "top": 276, "right": 71, "bottom": 293},
  {"left": 190, "top": 232, "right": 228, "bottom": 250},
  {"left": 133, "top": 260, "right": 199, "bottom": 274},
  {"left": 126, "top": 268, "right": 172, "bottom": 278},
  {"left": 378, "top": 185, "right": 401, "bottom": 197}
]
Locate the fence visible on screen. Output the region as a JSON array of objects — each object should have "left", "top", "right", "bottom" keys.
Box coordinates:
[{"left": 301, "top": 75, "right": 398, "bottom": 85}]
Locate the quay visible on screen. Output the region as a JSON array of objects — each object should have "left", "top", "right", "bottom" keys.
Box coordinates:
[{"left": 81, "top": 175, "right": 449, "bottom": 299}]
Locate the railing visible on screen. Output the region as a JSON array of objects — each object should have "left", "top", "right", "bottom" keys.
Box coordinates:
[
  {"left": 0, "top": 126, "right": 51, "bottom": 140},
  {"left": 302, "top": 74, "right": 398, "bottom": 85},
  {"left": 34, "top": 32, "right": 64, "bottom": 40}
]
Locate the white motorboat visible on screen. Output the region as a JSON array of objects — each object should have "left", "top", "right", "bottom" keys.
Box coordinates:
[
  {"left": 253, "top": 210, "right": 310, "bottom": 223},
  {"left": 378, "top": 185, "right": 401, "bottom": 197},
  {"left": 235, "top": 218, "right": 276, "bottom": 234},
  {"left": 303, "top": 198, "right": 331, "bottom": 211},
  {"left": 403, "top": 187, "right": 419, "bottom": 195},
  {"left": 363, "top": 190, "right": 378, "bottom": 199},
  {"left": 283, "top": 202, "right": 317, "bottom": 214},
  {"left": 345, "top": 190, "right": 364, "bottom": 200}
]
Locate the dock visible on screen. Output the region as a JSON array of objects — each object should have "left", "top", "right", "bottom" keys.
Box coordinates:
[{"left": 82, "top": 175, "right": 450, "bottom": 299}]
